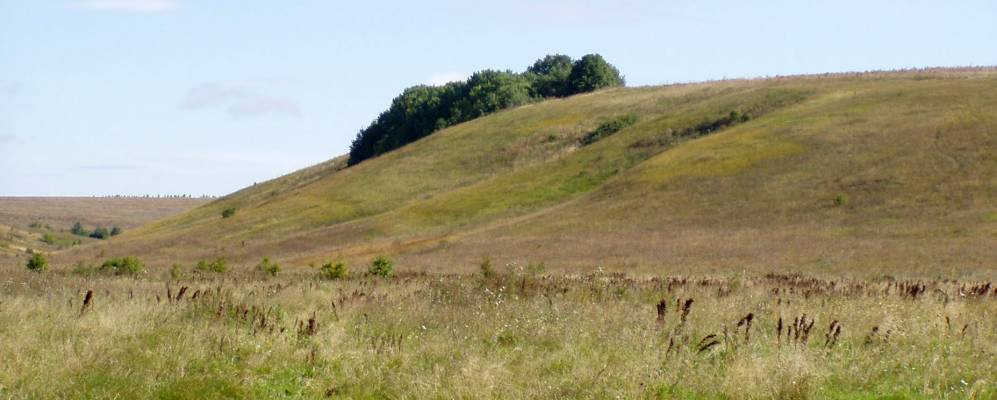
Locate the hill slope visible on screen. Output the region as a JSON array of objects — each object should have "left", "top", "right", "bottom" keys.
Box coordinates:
[{"left": 54, "top": 69, "right": 997, "bottom": 277}]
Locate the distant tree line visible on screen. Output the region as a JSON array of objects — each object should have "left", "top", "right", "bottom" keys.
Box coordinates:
[{"left": 348, "top": 54, "right": 624, "bottom": 165}]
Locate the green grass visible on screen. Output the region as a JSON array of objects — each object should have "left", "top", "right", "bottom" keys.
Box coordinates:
[
  {"left": 1, "top": 268, "right": 994, "bottom": 399},
  {"left": 43, "top": 68, "right": 997, "bottom": 278}
]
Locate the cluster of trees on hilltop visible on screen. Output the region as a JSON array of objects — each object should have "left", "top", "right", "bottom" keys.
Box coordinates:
[{"left": 348, "top": 54, "right": 624, "bottom": 165}]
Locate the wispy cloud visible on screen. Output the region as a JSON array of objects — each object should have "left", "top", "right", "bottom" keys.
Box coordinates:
[
  {"left": 427, "top": 72, "right": 468, "bottom": 86},
  {"left": 75, "top": 0, "right": 180, "bottom": 12},
  {"left": 180, "top": 83, "right": 302, "bottom": 118}
]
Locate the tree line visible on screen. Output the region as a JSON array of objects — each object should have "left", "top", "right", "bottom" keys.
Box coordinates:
[{"left": 348, "top": 54, "right": 624, "bottom": 165}]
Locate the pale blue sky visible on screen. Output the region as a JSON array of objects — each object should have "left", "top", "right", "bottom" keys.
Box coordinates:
[{"left": 1, "top": 0, "right": 994, "bottom": 196}]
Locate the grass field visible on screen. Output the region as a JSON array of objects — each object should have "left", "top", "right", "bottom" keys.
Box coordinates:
[
  {"left": 2, "top": 69, "right": 996, "bottom": 398},
  {"left": 1, "top": 266, "right": 995, "bottom": 398},
  {"left": 0, "top": 197, "right": 207, "bottom": 265}
]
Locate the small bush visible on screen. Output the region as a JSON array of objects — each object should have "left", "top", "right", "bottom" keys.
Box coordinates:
[
  {"left": 368, "top": 256, "right": 394, "bottom": 278},
  {"left": 580, "top": 114, "right": 638, "bottom": 145},
  {"left": 320, "top": 261, "right": 348, "bottom": 280},
  {"left": 221, "top": 207, "right": 237, "bottom": 219},
  {"left": 256, "top": 257, "right": 280, "bottom": 277},
  {"left": 195, "top": 258, "right": 228, "bottom": 273},
  {"left": 170, "top": 263, "right": 183, "bottom": 279},
  {"left": 26, "top": 253, "right": 48, "bottom": 272},
  {"left": 100, "top": 256, "right": 144, "bottom": 276},
  {"left": 110, "top": 226, "right": 122, "bottom": 236},
  {"left": 479, "top": 257, "right": 495, "bottom": 279},
  {"left": 834, "top": 193, "right": 850, "bottom": 207},
  {"left": 89, "top": 227, "right": 110, "bottom": 240},
  {"left": 70, "top": 222, "right": 88, "bottom": 236},
  {"left": 41, "top": 233, "right": 56, "bottom": 245}
]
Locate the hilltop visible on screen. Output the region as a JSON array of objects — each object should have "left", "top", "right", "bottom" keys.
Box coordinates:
[{"left": 48, "top": 68, "right": 997, "bottom": 278}]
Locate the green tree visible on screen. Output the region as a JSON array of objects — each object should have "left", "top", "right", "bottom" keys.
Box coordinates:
[
  {"left": 110, "top": 226, "right": 122, "bottom": 236},
  {"left": 89, "top": 226, "right": 110, "bottom": 239},
  {"left": 70, "top": 222, "right": 86, "bottom": 236},
  {"left": 526, "top": 54, "right": 574, "bottom": 98},
  {"left": 567, "top": 54, "right": 625, "bottom": 95}
]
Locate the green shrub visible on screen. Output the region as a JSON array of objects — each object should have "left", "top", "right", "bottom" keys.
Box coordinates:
[
  {"left": 100, "top": 256, "right": 144, "bottom": 276},
  {"left": 834, "top": 193, "right": 850, "bottom": 207},
  {"left": 221, "top": 207, "right": 236, "bottom": 219},
  {"left": 479, "top": 257, "right": 495, "bottom": 279},
  {"left": 169, "top": 263, "right": 183, "bottom": 279},
  {"left": 580, "top": 114, "right": 639, "bottom": 145},
  {"left": 320, "top": 261, "right": 348, "bottom": 280},
  {"left": 110, "top": 226, "right": 122, "bottom": 236},
  {"left": 89, "top": 226, "right": 110, "bottom": 239},
  {"left": 195, "top": 258, "right": 228, "bottom": 273},
  {"left": 40, "top": 233, "right": 56, "bottom": 245},
  {"left": 256, "top": 257, "right": 280, "bottom": 277},
  {"left": 70, "top": 221, "right": 87, "bottom": 236},
  {"left": 368, "top": 256, "right": 394, "bottom": 278},
  {"left": 25, "top": 253, "right": 48, "bottom": 272}
]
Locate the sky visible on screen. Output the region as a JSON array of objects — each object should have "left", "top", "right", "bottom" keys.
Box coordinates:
[{"left": 1, "top": 0, "right": 995, "bottom": 196}]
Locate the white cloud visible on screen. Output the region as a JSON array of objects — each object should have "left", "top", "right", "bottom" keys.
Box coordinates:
[
  {"left": 76, "top": 0, "right": 180, "bottom": 12},
  {"left": 181, "top": 83, "right": 302, "bottom": 118},
  {"left": 427, "top": 72, "right": 468, "bottom": 86}
]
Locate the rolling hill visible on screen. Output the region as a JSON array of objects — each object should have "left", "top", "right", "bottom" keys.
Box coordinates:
[{"left": 51, "top": 68, "right": 997, "bottom": 278}]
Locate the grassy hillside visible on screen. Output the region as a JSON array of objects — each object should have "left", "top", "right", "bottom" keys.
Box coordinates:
[{"left": 47, "top": 69, "right": 997, "bottom": 278}]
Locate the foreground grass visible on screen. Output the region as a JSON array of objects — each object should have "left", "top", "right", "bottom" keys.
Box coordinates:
[{"left": 1, "top": 266, "right": 995, "bottom": 399}]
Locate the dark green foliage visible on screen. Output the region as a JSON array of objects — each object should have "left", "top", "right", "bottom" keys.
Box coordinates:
[
  {"left": 348, "top": 54, "right": 625, "bottom": 165},
  {"left": 100, "top": 256, "right": 144, "bottom": 276},
  {"left": 256, "top": 257, "right": 280, "bottom": 277},
  {"left": 320, "top": 261, "right": 348, "bottom": 280},
  {"left": 526, "top": 54, "right": 574, "bottom": 98},
  {"left": 580, "top": 114, "right": 639, "bottom": 145},
  {"left": 196, "top": 258, "right": 228, "bottom": 273},
  {"left": 71, "top": 221, "right": 87, "bottom": 236},
  {"left": 89, "top": 226, "right": 110, "bottom": 239},
  {"left": 110, "top": 226, "right": 122, "bottom": 236},
  {"left": 567, "top": 54, "right": 625, "bottom": 95},
  {"left": 221, "top": 207, "right": 236, "bottom": 219},
  {"left": 368, "top": 256, "right": 394, "bottom": 278},
  {"left": 26, "top": 252, "right": 48, "bottom": 272}
]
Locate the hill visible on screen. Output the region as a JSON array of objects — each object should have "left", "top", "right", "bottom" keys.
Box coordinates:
[{"left": 48, "top": 68, "right": 997, "bottom": 278}]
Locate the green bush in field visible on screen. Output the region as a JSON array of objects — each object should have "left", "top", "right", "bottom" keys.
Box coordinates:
[
  {"left": 41, "top": 233, "right": 56, "bottom": 245},
  {"left": 196, "top": 258, "right": 228, "bottom": 273},
  {"left": 368, "top": 256, "right": 394, "bottom": 278},
  {"left": 256, "top": 257, "right": 280, "bottom": 277},
  {"left": 320, "top": 261, "right": 348, "bottom": 280},
  {"left": 70, "top": 221, "right": 87, "bottom": 236},
  {"left": 221, "top": 207, "right": 237, "bottom": 219},
  {"left": 100, "top": 256, "right": 144, "bottom": 276},
  {"left": 110, "top": 226, "right": 122, "bottom": 236},
  {"left": 89, "top": 226, "right": 110, "bottom": 239},
  {"left": 26, "top": 252, "right": 48, "bottom": 272},
  {"left": 580, "top": 114, "right": 639, "bottom": 145},
  {"left": 169, "top": 263, "right": 183, "bottom": 279},
  {"left": 479, "top": 256, "right": 496, "bottom": 279}
]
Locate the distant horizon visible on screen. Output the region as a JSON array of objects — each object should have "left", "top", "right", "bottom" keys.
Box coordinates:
[{"left": 3, "top": 0, "right": 995, "bottom": 196}]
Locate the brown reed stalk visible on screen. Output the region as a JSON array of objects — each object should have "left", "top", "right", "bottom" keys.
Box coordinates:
[{"left": 80, "top": 290, "right": 93, "bottom": 316}]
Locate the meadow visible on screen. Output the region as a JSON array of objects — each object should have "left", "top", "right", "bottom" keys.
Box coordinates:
[
  {"left": 1, "top": 263, "right": 995, "bottom": 399},
  {"left": 2, "top": 69, "right": 995, "bottom": 399}
]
